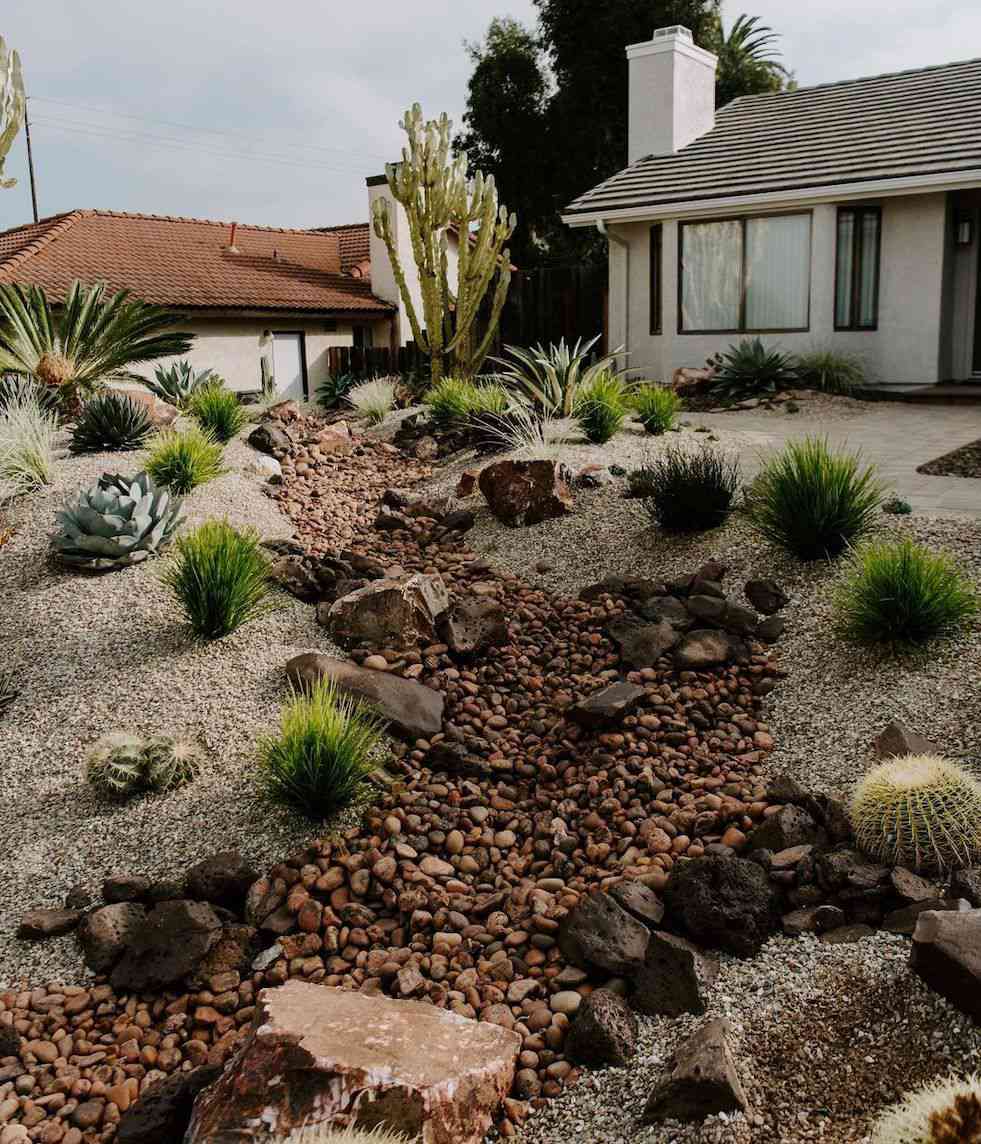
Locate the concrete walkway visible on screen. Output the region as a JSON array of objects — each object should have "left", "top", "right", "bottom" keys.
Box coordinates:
[{"left": 693, "top": 401, "right": 981, "bottom": 519}]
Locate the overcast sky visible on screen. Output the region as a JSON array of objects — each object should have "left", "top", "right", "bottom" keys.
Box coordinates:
[{"left": 0, "top": 1, "right": 978, "bottom": 233}]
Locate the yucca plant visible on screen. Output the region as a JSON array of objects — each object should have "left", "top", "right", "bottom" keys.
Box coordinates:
[
  {"left": 574, "top": 370, "right": 630, "bottom": 444},
  {"left": 163, "top": 520, "right": 274, "bottom": 639},
  {"left": 835, "top": 537, "right": 978, "bottom": 648},
  {"left": 346, "top": 376, "right": 397, "bottom": 425},
  {"left": 0, "top": 280, "right": 193, "bottom": 412},
  {"left": 188, "top": 383, "right": 246, "bottom": 443},
  {"left": 634, "top": 385, "right": 682, "bottom": 435},
  {"left": 746, "top": 436, "right": 886, "bottom": 560},
  {"left": 258, "top": 676, "right": 386, "bottom": 819},
  {"left": 0, "top": 390, "right": 59, "bottom": 500},
  {"left": 871, "top": 1072, "right": 981, "bottom": 1144},
  {"left": 710, "top": 337, "right": 797, "bottom": 403},
  {"left": 145, "top": 425, "right": 225, "bottom": 495},
  {"left": 794, "top": 347, "right": 866, "bottom": 395},
  {"left": 53, "top": 471, "right": 184, "bottom": 570},
  {"left": 69, "top": 390, "right": 153, "bottom": 454},
  {"left": 145, "top": 360, "right": 216, "bottom": 409},
  {"left": 491, "top": 335, "right": 626, "bottom": 416},
  {"left": 638, "top": 445, "right": 740, "bottom": 532},
  {"left": 0, "top": 374, "right": 61, "bottom": 417}
]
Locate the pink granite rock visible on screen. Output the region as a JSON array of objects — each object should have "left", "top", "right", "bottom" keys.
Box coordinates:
[{"left": 186, "top": 980, "right": 521, "bottom": 1144}]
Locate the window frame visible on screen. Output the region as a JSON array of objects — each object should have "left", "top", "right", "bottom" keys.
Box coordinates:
[
  {"left": 834, "top": 205, "right": 882, "bottom": 332},
  {"left": 676, "top": 210, "right": 813, "bottom": 336},
  {"left": 649, "top": 223, "right": 663, "bottom": 336}
]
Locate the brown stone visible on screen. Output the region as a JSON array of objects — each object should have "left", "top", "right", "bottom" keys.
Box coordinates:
[
  {"left": 642, "top": 1018, "right": 749, "bottom": 1124},
  {"left": 911, "top": 909, "right": 981, "bottom": 1020},
  {"left": 633, "top": 931, "right": 719, "bottom": 1017},
  {"left": 17, "top": 908, "right": 82, "bottom": 940},
  {"left": 185, "top": 980, "right": 520, "bottom": 1144},
  {"left": 438, "top": 598, "right": 509, "bottom": 655},
  {"left": 569, "top": 682, "right": 646, "bottom": 730},
  {"left": 873, "top": 720, "right": 939, "bottom": 760},
  {"left": 327, "top": 573, "right": 450, "bottom": 649},
  {"left": 478, "top": 459, "right": 573, "bottom": 527},
  {"left": 557, "top": 891, "right": 650, "bottom": 976}
]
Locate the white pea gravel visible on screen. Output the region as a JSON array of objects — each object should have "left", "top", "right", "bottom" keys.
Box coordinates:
[{"left": 0, "top": 433, "right": 338, "bottom": 987}]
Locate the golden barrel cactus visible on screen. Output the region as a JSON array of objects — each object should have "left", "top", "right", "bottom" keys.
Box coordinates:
[
  {"left": 280, "top": 1127, "right": 416, "bottom": 1144},
  {"left": 851, "top": 754, "right": 981, "bottom": 873},
  {"left": 871, "top": 1072, "right": 981, "bottom": 1143}
]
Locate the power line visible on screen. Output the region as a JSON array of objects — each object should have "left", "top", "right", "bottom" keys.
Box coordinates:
[{"left": 30, "top": 95, "right": 392, "bottom": 164}]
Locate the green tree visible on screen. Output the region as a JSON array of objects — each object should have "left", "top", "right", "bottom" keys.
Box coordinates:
[
  {"left": 455, "top": 18, "right": 549, "bottom": 266},
  {"left": 711, "top": 14, "right": 793, "bottom": 108},
  {"left": 0, "top": 35, "right": 25, "bottom": 189}
]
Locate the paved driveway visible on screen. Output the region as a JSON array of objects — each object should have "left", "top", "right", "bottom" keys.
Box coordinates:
[{"left": 693, "top": 402, "right": 981, "bottom": 519}]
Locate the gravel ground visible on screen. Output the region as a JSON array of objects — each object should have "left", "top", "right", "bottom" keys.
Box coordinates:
[
  {"left": 516, "top": 931, "right": 981, "bottom": 1144},
  {"left": 917, "top": 437, "right": 981, "bottom": 478},
  {"left": 0, "top": 431, "right": 337, "bottom": 986}
]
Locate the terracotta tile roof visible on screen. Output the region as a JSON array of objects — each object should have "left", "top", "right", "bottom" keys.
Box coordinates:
[
  {"left": 0, "top": 210, "right": 394, "bottom": 314},
  {"left": 316, "top": 222, "right": 371, "bottom": 274}
]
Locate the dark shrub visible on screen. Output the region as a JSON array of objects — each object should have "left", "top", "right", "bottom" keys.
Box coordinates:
[
  {"left": 70, "top": 391, "right": 153, "bottom": 454},
  {"left": 638, "top": 445, "right": 740, "bottom": 532}
]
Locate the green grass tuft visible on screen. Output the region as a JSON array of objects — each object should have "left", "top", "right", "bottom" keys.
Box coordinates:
[
  {"left": 162, "top": 519, "right": 274, "bottom": 638},
  {"left": 746, "top": 436, "right": 885, "bottom": 560},
  {"left": 574, "top": 371, "right": 629, "bottom": 445},
  {"left": 834, "top": 536, "right": 978, "bottom": 648},
  {"left": 188, "top": 383, "right": 246, "bottom": 443},
  {"left": 258, "top": 676, "right": 386, "bottom": 819},
  {"left": 637, "top": 444, "right": 740, "bottom": 532},
  {"left": 145, "top": 425, "right": 226, "bottom": 494},
  {"left": 794, "top": 347, "right": 866, "bottom": 395},
  {"left": 633, "top": 385, "right": 681, "bottom": 435}
]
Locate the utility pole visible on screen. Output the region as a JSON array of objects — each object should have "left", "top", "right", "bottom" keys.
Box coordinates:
[{"left": 24, "top": 96, "right": 38, "bottom": 223}]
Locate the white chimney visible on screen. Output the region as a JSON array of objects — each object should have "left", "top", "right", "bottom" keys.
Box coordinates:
[{"left": 626, "top": 25, "right": 717, "bottom": 162}]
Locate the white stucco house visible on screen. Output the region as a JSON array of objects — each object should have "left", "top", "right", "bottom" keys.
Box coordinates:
[
  {"left": 0, "top": 175, "right": 458, "bottom": 399},
  {"left": 563, "top": 26, "right": 981, "bottom": 386}
]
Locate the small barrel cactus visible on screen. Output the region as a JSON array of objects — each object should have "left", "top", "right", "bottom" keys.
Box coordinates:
[
  {"left": 52, "top": 471, "right": 184, "bottom": 570},
  {"left": 851, "top": 754, "right": 981, "bottom": 873},
  {"left": 143, "top": 735, "right": 204, "bottom": 792},
  {"left": 86, "top": 732, "right": 147, "bottom": 797},
  {"left": 280, "top": 1127, "right": 417, "bottom": 1144},
  {"left": 871, "top": 1072, "right": 981, "bottom": 1143}
]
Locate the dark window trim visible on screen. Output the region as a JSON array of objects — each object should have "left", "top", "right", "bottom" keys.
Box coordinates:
[
  {"left": 677, "top": 210, "right": 813, "bottom": 335},
  {"left": 649, "top": 223, "right": 663, "bottom": 336},
  {"left": 834, "top": 205, "right": 882, "bottom": 331},
  {"left": 272, "top": 329, "right": 310, "bottom": 400}
]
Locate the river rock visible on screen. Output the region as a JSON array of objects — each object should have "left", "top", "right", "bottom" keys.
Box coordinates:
[{"left": 185, "top": 980, "right": 520, "bottom": 1144}]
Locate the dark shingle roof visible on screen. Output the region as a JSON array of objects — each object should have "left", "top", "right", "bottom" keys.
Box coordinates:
[
  {"left": 0, "top": 211, "right": 393, "bottom": 314},
  {"left": 566, "top": 56, "right": 981, "bottom": 219}
]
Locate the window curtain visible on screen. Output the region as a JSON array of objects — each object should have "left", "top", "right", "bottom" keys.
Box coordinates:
[
  {"left": 858, "top": 212, "right": 879, "bottom": 326},
  {"left": 835, "top": 212, "right": 856, "bottom": 327},
  {"left": 681, "top": 220, "right": 742, "bottom": 331},
  {"left": 745, "top": 214, "right": 811, "bottom": 330}
]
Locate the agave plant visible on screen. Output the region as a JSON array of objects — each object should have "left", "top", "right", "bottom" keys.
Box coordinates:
[
  {"left": 52, "top": 471, "right": 185, "bottom": 571},
  {"left": 146, "top": 360, "right": 217, "bottom": 409},
  {"left": 0, "top": 280, "right": 193, "bottom": 412},
  {"left": 709, "top": 337, "right": 798, "bottom": 404},
  {"left": 69, "top": 390, "right": 153, "bottom": 454},
  {"left": 491, "top": 336, "right": 626, "bottom": 417}
]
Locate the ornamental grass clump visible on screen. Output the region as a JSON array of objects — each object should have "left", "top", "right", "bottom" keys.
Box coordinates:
[
  {"left": 188, "top": 382, "right": 246, "bottom": 443},
  {"left": 0, "top": 390, "right": 59, "bottom": 500},
  {"left": 638, "top": 444, "right": 740, "bottom": 532},
  {"left": 69, "top": 390, "right": 153, "bottom": 453},
  {"left": 346, "top": 376, "right": 397, "bottom": 425},
  {"left": 746, "top": 436, "right": 885, "bottom": 559},
  {"left": 163, "top": 520, "right": 274, "bottom": 639},
  {"left": 794, "top": 346, "right": 866, "bottom": 395},
  {"left": 258, "top": 677, "right": 386, "bottom": 820},
  {"left": 871, "top": 1072, "right": 981, "bottom": 1144},
  {"left": 424, "top": 377, "right": 478, "bottom": 426},
  {"left": 835, "top": 537, "right": 978, "bottom": 648},
  {"left": 851, "top": 755, "right": 981, "bottom": 873},
  {"left": 145, "top": 425, "right": 225, "bottom": 494},
  {"left": 574, "top": 371, "right": 629, "bottom": 444},
  {"left": 633, "top": 384, "right": 681, "bottom": 434}
]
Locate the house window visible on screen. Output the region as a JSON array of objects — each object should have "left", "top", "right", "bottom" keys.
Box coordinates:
[
  {"left": 679, "top": 213, "right": 811, "bottom": 333},
  {"left": 650, "top": 223, "right": 663, "bottom": 335},
  {"left": 353, "top": 324, "right": 374, "bottom": 350},
  {"left": 835, "top": 206, "right": 881, "bottom": 330}
]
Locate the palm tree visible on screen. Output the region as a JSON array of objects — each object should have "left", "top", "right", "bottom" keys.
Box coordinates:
[
  {"left": 0, "top": 280, "right": 193, "bottom": 411},
  {"left": 713, "top": 14, "right": 793, "bottom": 109}
]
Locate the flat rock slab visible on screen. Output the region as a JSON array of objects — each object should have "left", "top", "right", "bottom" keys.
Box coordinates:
[
  {"left": 287, "top": 652, "right": 444, "bottom": 740},
  {"left": 186, "top": 980, "right": 521, "bottom": 1144},
  {"left": 569, "top": 681, "right": 646, "bottom": 729},
  {"left": 911, "top": 908, "right": 981, "bottom": 1020},
  {"left": 643, "top": 1017, "right": 750, "bottom": 1124},
  {"left": 17, "top": 908, "right": 82, "bottom": 940}
]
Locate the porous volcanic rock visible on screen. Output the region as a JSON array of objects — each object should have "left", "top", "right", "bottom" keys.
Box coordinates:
[
  {"left": 185, "top": 980, "right": 520, "bottom": 1144},
  {"left": 642, "top": 1018, "right": 750, "bottom": 1124},
  {"left": 438, "top": 597, "right": 509, "bottom": 654},
  {"left": 286, "top": 652, "right": 444, "bottom": 739},
  {"left": 117, "top": 1065, "right": 223, "bottom": 1144},
  {"left": 665, "top": 855, "right": 780, "bottom": 957},
  {"left": 184, "top": 851, "right": 259, "bottom": 913},
  {"left": 557, "top": 890, "right": 650, "bottom": 976},
  {"left": 478, "top": 458, "right": 574, "bottom": 526},
  {"left": 109, "top": 900, "right": 223, "bottom": 991},
  {"left": 79, "top": 902, "right": 147, "bottom": 974},
  {"left": 327, "top": 573, "right": 450, "bottom": 649},
  {"left": 565, "top": 988, "right": 638, "bottom": 1067},
  {"left": 607, "top": 617, "right": 679, "bottom": 669},
  {"left": 633, "top": 930, "right": 719, "bottom": 1017}
]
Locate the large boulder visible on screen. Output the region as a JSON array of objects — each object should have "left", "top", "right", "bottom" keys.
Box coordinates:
[
  {"left": 565, "top": 989, "right": 638, "bottom": 1067},
  {"left": 478, "top": 458, "right": 573, "bottom": 526},
  {"left": 557, "top": 891, "right": 650, "bottom": 976},
  {"left": 664, "top": 855, "right": 780, "bottom": 957},
  {"left": 184, "top": 851, "right": 258, "bottom": 914},
  {"left": 109, "top": 900, "right": 222, "bottom": 991},
  {"left": 607, "top": 618, "right": 679, "bottom": 669},
  {"left": 185, "top": 980, "right": 520, "bottom": 1144},
  {"left": 633, "top": 931, "right": 719, "bottom": 1017},
  {"left": 327, "top": 573, "right": 449, "bottom": 649},
  {"left": 114, "top": 388, "right": 179, "bottom": 428},
  {"left": 286, "top": 652, "right": 444, "bottom": 740},
  {"left": 116, "top": 1066, "right": 222, "bottom": 1144},
  {"left": 438, "top": 598, "right": 508, "bottom": 655},
  {"left": 642, "top": 1018, "right": 750, "bottom": 1124},
  {"left": 910, "top": 908, "right": 981, "bottom": 1020}
]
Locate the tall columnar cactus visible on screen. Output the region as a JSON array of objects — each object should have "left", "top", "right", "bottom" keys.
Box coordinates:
[
  {"left": 372, "top": 103, "right": 516, "bottom": 384},
  {"left": 0, "top": 36, "right": 25, "bottom": 190}
]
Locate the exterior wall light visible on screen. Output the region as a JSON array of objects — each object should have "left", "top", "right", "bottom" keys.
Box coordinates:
[{"left": 955, "top": 214, "right": 975, "bottom": 247}]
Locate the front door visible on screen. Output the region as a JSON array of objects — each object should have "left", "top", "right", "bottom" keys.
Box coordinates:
[{"left": 273, "top": 332, "right": 307, "bottom": 401}]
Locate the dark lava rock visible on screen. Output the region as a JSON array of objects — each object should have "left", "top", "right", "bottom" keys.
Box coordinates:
[
  {"left": 744, "top": 578, "right": 789, "bottom": 615},
  {"left": 569, "top": 682, "right": 646, "bottom": 730},
  {"left": 109, "top": 900, "right": 222, "bottom": 991},
  {"left": 438, "top": 598, "right": 508, "bottom": 655},
  {"left": 557, "top": 891, "right": 650, "bottom": 976},
  {"left": 608, "top": 879, "right": 665, "bottom": 928},
  {"left": 565, "top": 988, "right": 638, "bottom": 1067},
  {"left": 750, "top": 805, "right": 824, "bottom": 852},
  {"left": 642, "top": 1018, "right": 750, "bottom": 1124},
  {"left": 607, "top": 617, "right": 679, "bottom": 669},
  {"left": 911, "top": 908, "right": 981, "bottom": 1020},
  {"left": 0, "top": 1024, "right": 21, "bottom": 1057},
  {"left": 116, "top": 1065, "right": 222, "bottom": 1144},
  {"left": 103, "top": 873, "right": 151, "bottom": 904},
  {"left": 665, "top": 855, "right": 780, "bottom": 957},
  {"left": 184, "top": 851, "right": 259, "bottom": 914},
  {"left": 633, "top": 931, "right": 719, "bottom": 1017},
  {"left": 247, "top": 422, "right": 292, "bottom": 456},
  {"left": 951, "top": 868, "right": 981, "bottom": 908},
  {"left": 79, "top": 903, "right": 147, "bottom": 974},
  {"left": 819, "top": 924, "right": 876, "bottom": 945}
]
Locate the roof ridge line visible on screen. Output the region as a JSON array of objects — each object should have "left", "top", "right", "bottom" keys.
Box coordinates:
[
  {"left": 0, "top": 211, "right": 85, "bottom": 273},
  {"left": 65, "top": 208, "right": 362, "bottom": 238}
]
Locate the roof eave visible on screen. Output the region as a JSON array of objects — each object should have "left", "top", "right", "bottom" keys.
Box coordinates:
[{"left": 563, "top": 167, "right": 981, "bottom": 226}]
